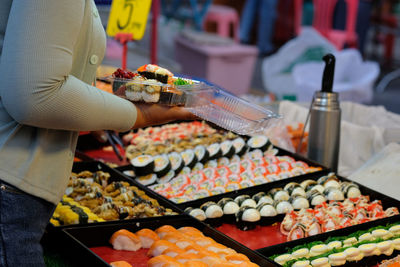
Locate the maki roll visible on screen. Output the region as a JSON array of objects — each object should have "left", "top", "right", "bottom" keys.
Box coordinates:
[
  {"left": 207, "top": 143, "right": 222, "bottom": 160},
  {"left": 252, "top": 192, "right": 274, "bottom": 206},
  {"left": 153, "top": 154, "right": 171, "bottom": 178},
  {"left": 180, "top": 149, "right": 197, "bottom": 169},
  {"left": 257, "top": 203, "right": 278, "bottom": 225},
  {"left": 192, "top": 162, "right": 204, "bottom": 172},
  {"left": 301, "top": 179, "right": 325, "bottom": 194},
  {"left": 307, "top": 190, "right": 326, "bottom": 206},
  {"left": 194, "top": 145, "right": 209, "bottom": 164},
  {"left": 142, "top": 79, "right": 163, "bottom": 103},
  {"left": 168, "top": 152, "right": 184, "bottom": 175},
  {"left": 289, "top": 195, "right": 309, "bottom": 210},
  {"left": 324, "top": 187, "right": 344, "bottom": 201},
  {"left": 217, "top": 197, "right": 240, "bottom": 223},
  {"left": 184, "top": 207, "right": 206, "bottom": 221},
  {"left": 200, "top": 201, "right": 224, "bottom": 226},
  {"left": 157, "top": 170, "right": 175, "bottom": 184},
  {"left": 236, "top": 195, "right": 257, "bottom": 208},
  {"left": 125, "top": 75, "right": 146, "bottom": 101},
  {"left": 131, "top": 155, "right": 155, "bottom": 176},
  {"left": 317, "top": 173, "right": 340, "bottom": 189},
  {"left": 246, "top": 135, "right": 271, "bottom": 152},
  {"left": 268, "top": 188, "right": 290, "bottom": 202},
  {"left": 220, "top": 140, "right": 235, "bottom": 158},
  {"left": 284, "top": 182, "right": 306, "bottom": 197},
  {"left": 217, "top": 157, "right": 230, "bottom": 167},
  {"left": 136, "top": 174, "right": 157, "bottom": 186},
  {"left": 232, "top": 137, "right": 248, "bottom": 156},
  {"left": 235, "top": 206, "right": 261, "bottom": 231},
  {"left": 341, "top": 182, "right": 361, "bottom": 198},
  {"left": 274, "top": 200, "right": 294, "bottom": 214}
]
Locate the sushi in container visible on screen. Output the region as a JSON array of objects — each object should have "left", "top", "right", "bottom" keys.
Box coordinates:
[{"left": 50, "top": 215, "right": 275, "bottom": 266}]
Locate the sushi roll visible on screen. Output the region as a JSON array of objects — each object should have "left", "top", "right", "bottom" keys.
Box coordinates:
[
  {"left": 341, "top": 182, "right": 361, "bottom": 198},
  {"left": 232, "top": 137, "right": 248, "bottom": 156},
  {"left": 109, "top": 229, "right": 142, "bottom": 251},
  {"left": 257, "top": 203, "right": 278, "bottom": 225},
  {"left": 252, "top": 192, "right": 274, "bottom": 206},
  {"left": 157, "top": 170, "right": 175, "bottom": 184},
  {"left": 268, "top": 188, "right": 290, "bottom": 202},
  {"left": 125, "top": 75, "right": 145, "bottom": 101},
  {"left": 284, "top": 182, "right": 306, "bottom": 197},
  {"left": 301, "top": 179, "right": 325, "bottom": 194},
  {"left": 234, "top": 195, "right": 257, "bottom": 208},
  {"left": 180, "top": 149, "right": 197, "bottom": 169},
  {"left": 246, "top": 135, "right": 271, "bottom": 152},
  {"left": 207, "top": 143, "right": 222, "bottom": 160},
  {"left": 217, "top": 197, "right": 240, "bottom": 223},
  {"left": 135, "top": 228, "right": 159, "bottom": 248},
  {"left": 130, "top": 154, "right": 154, "bottom": 176},
  {"left": 194, "top": 145, "right": 209, "bottom": 164},
  {"left": 142, "top": 79, "right": 163, "bottom": 103},
  {"left": 168, "top": 152, "right": 185, "bottom": 175},
  {"left": 204, "top": 159, "right": 218, "bottom": 168},
  {"left": 274, "top": 200, "right": 294, "bottom": 214},
  {"left": 307, "top": 190, "right": 327, "bottom": 206},
  {"left": 184, "top": 207, "right": 206, "bottom": 221},
  {"left": 200, "top": 201, "right": 224, "bottom": 226},
  {"left": 136, "top": 173, "right": 157, "bottom": 186},
  {"left": 220, "top": 140, "right": 235, "bottom": 158},
  {"left": 289, "top": 195, "right": 309, "bottom": 210},
  {"left": 217, "top": 157, "right": 230, "bottom": 167},
  {"left": 324, "top": 187, "right": 345, "bottom": 201},
  {"left": 317, "top": 173, "right": 340, "bottom": 189},
  {"left": 153, "top": 154, "right": 171, "bottom": 178},
  {"left": 235, "top": 206, "right": 261, "bottom": 231}
]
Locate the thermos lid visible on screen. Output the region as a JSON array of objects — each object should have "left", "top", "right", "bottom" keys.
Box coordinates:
[{"left": 321, "top": 54, "right": 335, "bottom": 93}]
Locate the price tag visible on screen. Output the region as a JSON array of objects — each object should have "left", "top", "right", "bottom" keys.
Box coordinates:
[{"left": 106, "top": 0, "right": 152, "bottom": 40}]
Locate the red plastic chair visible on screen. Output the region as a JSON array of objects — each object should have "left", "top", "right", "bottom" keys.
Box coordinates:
[{"left": 294, "top": 0, "right": 359, "bottom": 50}]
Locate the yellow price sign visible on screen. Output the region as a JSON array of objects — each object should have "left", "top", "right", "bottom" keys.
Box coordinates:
[{"left": 106, "top": 0, "right": 152, "bottom": 40}]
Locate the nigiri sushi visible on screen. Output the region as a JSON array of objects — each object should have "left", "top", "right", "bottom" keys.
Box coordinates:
[
  {"left": 147, "top": 255, "right": 184, "bottom": 267},
  {"left": 183, "top": 260, "right": 208, "bottom": 267},
  {"left": 136, "top": 228, "right": 159, "bottom": 248},
  {"left": 155, "top": 225, "right": 178, "bottom": 239},
  {"left": 178, "top": 227, "right": 204, "bottom": 238},
  {"left": 110, "top": 261, "right": 133, "bottom": 267},
  {"left": 109, "top": 229, "right": 141, "bottom": 251},
  {"left": 148, "top": 240, "right": 180, "bottom": 257},
  {"left": 162, "top": 246, "right": 186, "bottom": 258}
]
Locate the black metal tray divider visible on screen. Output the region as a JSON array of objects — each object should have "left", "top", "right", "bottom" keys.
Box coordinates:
[
  {"left": 61, "top": 214, "right": 277, "bottom": 266},
  {"left": 257, "top": 214, "right": 400, "bottom": 266},
  {"left": 47, "top": 161, "right": 183, "bottom": 232}
]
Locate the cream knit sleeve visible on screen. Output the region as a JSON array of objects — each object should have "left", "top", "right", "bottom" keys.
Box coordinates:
[{"left": 0, "top": 0, "right": 137, "bottom": 132}]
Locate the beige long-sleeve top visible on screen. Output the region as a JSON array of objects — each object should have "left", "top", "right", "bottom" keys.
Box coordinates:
[{"left": 0, "top": 0, "right": 137, "bottom": 204}]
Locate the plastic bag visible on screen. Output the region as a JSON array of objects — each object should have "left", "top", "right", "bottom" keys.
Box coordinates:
[
  {"left": 292, "top": 49, "right": 380, "bottom": 103},
  {"left": 261, "top": 28, "right": 336, "bottom": 99},
  {"left": 277, "top": 101, "right": 400, "bottom": 176}
]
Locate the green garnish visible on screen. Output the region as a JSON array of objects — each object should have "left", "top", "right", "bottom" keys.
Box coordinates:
[{"left": 173, "top": 78, "right": 190, "bottom": 85}]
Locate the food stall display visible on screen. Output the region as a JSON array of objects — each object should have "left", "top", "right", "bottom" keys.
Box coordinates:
[{"left": 49, "top": 162, "right": 179, "bottom": 227}]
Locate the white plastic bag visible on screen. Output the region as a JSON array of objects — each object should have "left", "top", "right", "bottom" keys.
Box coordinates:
[
  {"left": 261, "top": 28, "right": 336, "bottom": 99},
  {"left": 277, "top": 101, "right": 400, "bottom": 176},
  {"left": 292, "top": 49, "right": 380, "bottom": 103}
]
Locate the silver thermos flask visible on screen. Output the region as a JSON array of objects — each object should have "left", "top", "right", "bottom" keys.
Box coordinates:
[{"left": 307, "top": 54, "right": 341, "bottom": 172}]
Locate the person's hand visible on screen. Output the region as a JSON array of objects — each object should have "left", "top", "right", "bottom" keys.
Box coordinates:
[{"left": 133, "top": 103, "right": 198, "bottom": 129}]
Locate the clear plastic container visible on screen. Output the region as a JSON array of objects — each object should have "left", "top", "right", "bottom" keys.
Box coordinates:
[
  {"left": 106, "top": 76, "right": 281, "bottom": 135},
  {"left": 181, "top": 85, "right": 281, "bottom": 136}
]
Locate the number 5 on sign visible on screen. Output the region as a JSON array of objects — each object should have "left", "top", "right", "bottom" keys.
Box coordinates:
[{"left": 106, "top": 0, "right": 152, "bottom": 40}]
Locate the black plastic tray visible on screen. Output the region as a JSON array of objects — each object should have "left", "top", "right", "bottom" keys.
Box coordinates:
[
  {"left": 60, "top": 214, "right": 276, "bottom": 266},
  {"left": 116, "top": 146, "right": 327, "bottom": 206},
  {"left": 47, "top": 161, "right": 182, "bottom": 231},
  {"left": 257, "top": 214, "right": 400, "bottom": 266}
]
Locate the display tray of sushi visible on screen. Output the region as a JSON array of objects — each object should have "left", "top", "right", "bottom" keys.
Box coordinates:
[
  {"left": 179, "top": 171, "right": 400, "bottom": 251},
  {"left": 117, "top": 135, "right": 324, "bottom": 205},
  {"left": 259, "top": 214, "right": 400, "bottom": 267},
  {"left": 58, "top": 215, "right": 275, "bottom": 267},
  {"left": 47, "top": 161, "right": 182, "bottom": 230}
]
